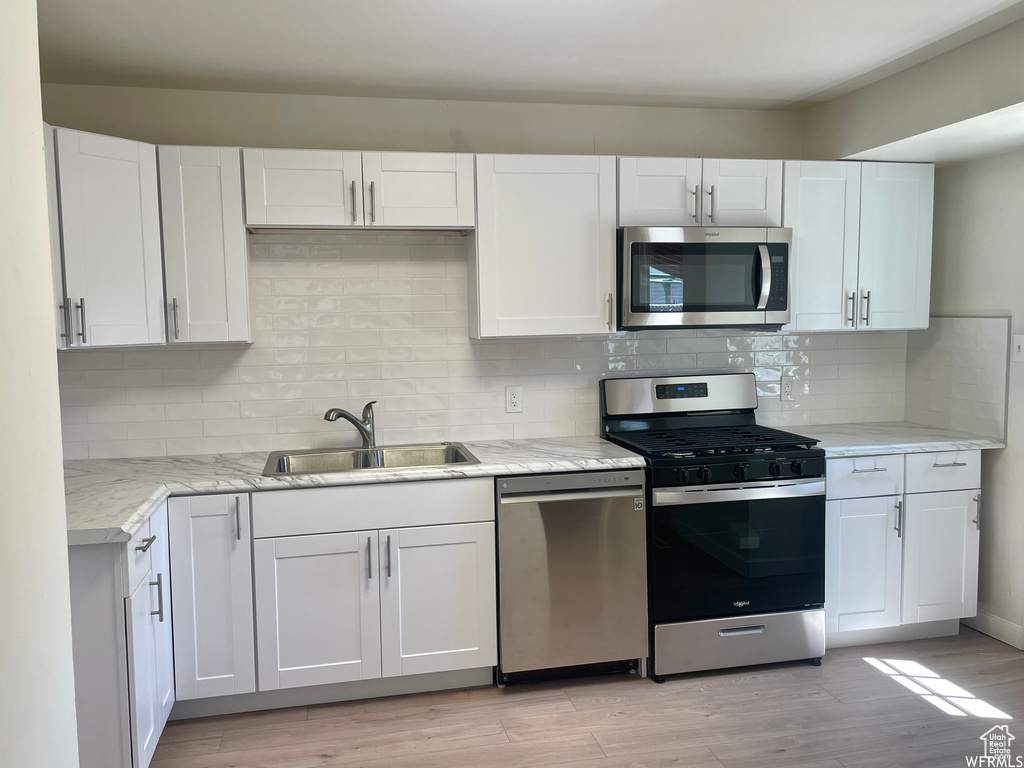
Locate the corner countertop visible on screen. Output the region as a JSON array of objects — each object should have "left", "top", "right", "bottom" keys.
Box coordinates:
[
  {"left": 63, "top": 436, "right": 646, "bottom": 545},
  {"left": 64, "top": 423, "right": 1005, "bottom": 546}
]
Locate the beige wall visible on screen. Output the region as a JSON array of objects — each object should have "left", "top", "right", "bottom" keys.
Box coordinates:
[
  {"left": 40, "top": 83, "right": 804, "bottom": 158},
  {"left": 802, "top": 18, "right": 1024, "bottom": 160},
  {"left": 932, "top": 148, "right": 1024, "bottom": 640},
  {"left": 0, "top": 0, "right": 80, "bottom": 765}
]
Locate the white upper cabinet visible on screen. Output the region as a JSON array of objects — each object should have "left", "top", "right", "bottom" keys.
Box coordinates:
[
  {"left": 902, "top": 489, "right": 980, "bottom": 624},
  {"left": 55, "top": 128, "right": 165, "bottom": 347},
  {"left": 701, "top": 158, "right": 783, "bottom": 226},
  {"left": 169, "top": 494, "right": 256, "bottom": 701},
  {"left": 618, "top": 157, "right": 703, "bottom": 226},
  {"left": 857, "top": 162, "right": 934, "bottom": 330},
  {"left": 379, "top": 522, "right": 497, "bottom": 678},
  {"left": 160, "top": 146, "right": 250, "bottom": 343},
  {"left": 783, "top": 161, "right": 861, "bottom": 331},
  {"left": 472, "top": 154, "right": 617, "bottom": 337},
  {"left": 243, "top": 148, "right": 364, "bottom": 226},
  {"left": 361, "top": 152, "right": 474, "bottom": 227}
]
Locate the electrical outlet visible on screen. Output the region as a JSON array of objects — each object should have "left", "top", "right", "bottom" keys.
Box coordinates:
[
  {"left": 505, "top": 386, "right": 524, "bottom": 413},
  {"left": 1014, "top": 335, "right": 1024, "bottom": 363},
  {"left": 781, "top": 377, "right": 795, "bottom": 402}
]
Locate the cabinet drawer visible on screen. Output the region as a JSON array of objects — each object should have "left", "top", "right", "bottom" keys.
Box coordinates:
[
  {"left": 826, "top": 455, "right": 904, "bottom": 500},
  {"left": 125, "top": 502, "right": 168, "bottom": 595},
  {"left": 905, "top": 451, "right": 981, "bottom": 493},
  {"left": 252, "top": 478, "right": 494, "bottom": 538}
]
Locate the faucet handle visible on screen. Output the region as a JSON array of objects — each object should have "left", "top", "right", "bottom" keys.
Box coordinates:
[{"left": 362, "top": 400, "right": 377, "bottom": 420}]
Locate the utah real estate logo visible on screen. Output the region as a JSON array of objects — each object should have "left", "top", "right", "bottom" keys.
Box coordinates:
[{"left": 966, "top": 725, "right": 1021, "bottom": 767}]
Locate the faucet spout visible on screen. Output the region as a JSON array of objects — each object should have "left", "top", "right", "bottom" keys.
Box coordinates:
[{"left": 323, "top": 401, "right": 377, "bottom": 449}]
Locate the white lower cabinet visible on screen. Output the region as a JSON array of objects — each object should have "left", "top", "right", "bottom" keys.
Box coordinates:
[
  {"left": 168, "top": 494, "right": 256, "bottom": 699},
  {"left": 255, "top": 531, "right": 382, "bottom": 690},
  {"left": 825, "top": 496, "right": 902, "bottom": 633},
  {"left": 901, "top": 490, "right": 980, "bottom": 624},
  {"left": 380, "top": 523, "right": 497, "bottom": 678}
]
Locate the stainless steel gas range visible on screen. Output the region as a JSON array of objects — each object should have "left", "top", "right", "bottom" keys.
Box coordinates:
[{"left": 600, "top": 372, "right": 827, "bottom": 682}]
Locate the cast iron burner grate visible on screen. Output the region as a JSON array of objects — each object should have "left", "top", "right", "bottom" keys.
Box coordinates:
[{"left": 612, "top": 425, "right": 819, "bottom": 457}]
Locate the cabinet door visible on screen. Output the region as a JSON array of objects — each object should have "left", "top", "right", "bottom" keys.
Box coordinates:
[
  {"left": 160, "top": 146, "right": 250, "bottom": 343},
  {"left": 243, "top": 148, "right": 363, "bottom": 226},
  {"left": 169, "top": 495, "right": 255, "bottom": 700},
  {"left": 783, "top": 161, "right": 861, "bottom": 331},
  {"left": 380, "top": 522, "right": 496, "bottom": 678},
  {"left": 126, "top": 572, "right": 159, "bottom": 768},
  {"left": 361, "top": 152, "right": 474, "bottom": 227},
  {"left": 857, "top": 162, "right": 934, "bottom": 330},
  {"left": 618, "top": 157, "right": 703, "bottom": 226},
  {"left": 473, "top": 154, "right": 616, "bottom": 337},
  {"left": 45, "top": 125, "right": 72, "bottom": 349},
  {"left": 825, "top": 496, "right": 902, "bottom": 633},
  {"left": 56, "top": 128, "right": 165, "bottom": 346},
  {"left": 149, "top": 507, "right": 174, "bottom": 734},
  {"left": 254, "top": 531, "right": 381, "bottom": 690},
  {"left": 902, "top": 490, "right": 980, "bottom": 624},
  {"left": 700, "top": 158, "right": 783, "bottom": 226}
]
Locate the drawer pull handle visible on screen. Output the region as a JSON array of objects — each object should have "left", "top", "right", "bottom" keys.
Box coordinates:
[
  {"left": 852, "top": 467, "right": 887, "bottom": 474},
  {"left": 720, "top": 624, "right": 766, "bottom": 637},
  {"left": 135, "top": 536, "right": 156, "bottom": 553},
  {"left": 932, "top": 461, "right": 967, "bottom": 468}
]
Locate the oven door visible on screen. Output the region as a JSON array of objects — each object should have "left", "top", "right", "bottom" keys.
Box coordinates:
[
  {"left": 649, "top": 478, "right": 825, "bottom": 624},
  {"left": 619, "top": 227, "right": 789, "bottom": 329}
]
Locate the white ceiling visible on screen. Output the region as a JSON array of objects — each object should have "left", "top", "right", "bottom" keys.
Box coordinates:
[{"left": 36, "top": 0, "right": 1024, "bottom": 109}]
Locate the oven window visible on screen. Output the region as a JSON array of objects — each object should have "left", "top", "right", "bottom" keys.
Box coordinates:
[
  {"left": 649, "top": 494, "right": 825, "bottom": 623},
  {"left": 630, "top": 243, "right": 759, "bottom": 313}
]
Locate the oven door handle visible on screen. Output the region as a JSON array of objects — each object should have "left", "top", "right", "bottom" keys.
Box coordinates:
[
  {"left": 756, "top": 244, "right": 771, "bottom": 311},
  {"left": 653, "top": 479, "right": 825, "bottom": 507}
]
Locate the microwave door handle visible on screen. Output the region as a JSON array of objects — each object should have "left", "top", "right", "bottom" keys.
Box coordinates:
[{"left": 756, "top": 245, "right": 771, "bottom": 310}]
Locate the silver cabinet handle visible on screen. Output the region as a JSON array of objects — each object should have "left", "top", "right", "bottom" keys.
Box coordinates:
[
  {"left": 756, "top": 244, "right": 771, "bottom": 310},
  {"left": 135, "top": 535, "right": 156, "bottom": 553},
  {"left": 171, "top": 297, "right": 180, "bottom": 340},
  {"left": 386, "top": 534, "right": 392, "bottom": 577},
  {"left": 76, "top": 298, "right": 87, "bottom": 343},
  {"left": 366, "top": 536, "right": 373, "bottom": 579},
  {"left": 852, "top": 467, "right": 888, "bottom": 474},
  {"left": 350, "top": 180, "right": 357, "bottom": 223},
  {"left": 369, "top": 181, "right": 376, "bottom": 223},
  {"left": 59, "top": 301, "right": 72, "bottom": 343},
  {"left": 690, "top": 185, "right": 699, "bottom": 222},
  {"left": 933, "top": 460, "right": 967, "bottom": 468},
  {"left": 705, "top": 185, "right": 715, "bottom": 223},
  {"left": 150, "top": 573, "right": 165, "bottom": 622},
  {"left": 720, "top": 624, "right": 765, "bottom": 637},
  {"left": 606, "top": 292, "right": 614, "bottom": 331},
  {"left": 235, "top": 496, "right": 241, "bottom": 541},
  {"left": 895, "top": 499, "right": 903, "bottom": 538},
  {"left": 846, "top": 292, "right": 855, "bottom": 326},
  {"left": 861, "top": 290, "right": 871, "bottom": 326},
  {"left": 973, "top": 492, "right": 980, "bottom": 530}
]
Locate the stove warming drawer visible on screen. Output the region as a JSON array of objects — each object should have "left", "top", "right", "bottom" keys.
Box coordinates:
[{"left": 653, "top": 608, "right": 825, "bottom": 676}]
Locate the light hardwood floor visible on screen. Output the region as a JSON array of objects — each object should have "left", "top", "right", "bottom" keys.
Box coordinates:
[{"left": 153, "top": 627, "right": 1024, "bottom": 768}]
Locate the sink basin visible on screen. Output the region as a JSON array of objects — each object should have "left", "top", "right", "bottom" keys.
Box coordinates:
[{"left": 262, "top": 443, "right": 480, "bottom": 476}]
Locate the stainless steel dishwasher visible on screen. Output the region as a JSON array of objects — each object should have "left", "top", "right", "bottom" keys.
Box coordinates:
[{"left": 496, "top": 470, "right": 648, "bottom": 683}]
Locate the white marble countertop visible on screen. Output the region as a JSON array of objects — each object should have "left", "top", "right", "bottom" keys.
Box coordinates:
[
  {"left": 64, "top": 436, "right": 646, "bottom": 545},
  {"left": 64, "top": 423, "right": 1005, "bottom": 546}
]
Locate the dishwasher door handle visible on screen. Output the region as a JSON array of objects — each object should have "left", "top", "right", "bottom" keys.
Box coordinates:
[{"left": 499, "top": 487, "right": 645, "bottom": 506}]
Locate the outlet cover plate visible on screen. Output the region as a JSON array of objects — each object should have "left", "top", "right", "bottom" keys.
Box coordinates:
[
  {"left": 1014, "top": 335, "right": 1024, "bottom": 363},
  {"left": 505, "top": 385, "right": 524, "bottom": 413},
  {"left": 781, "top": 377, "right": 795, "bottom": 402}
]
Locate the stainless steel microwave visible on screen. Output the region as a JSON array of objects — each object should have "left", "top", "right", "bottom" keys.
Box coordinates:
[{"left": 617, "top": 226, "right": 792, "bottom": 330}]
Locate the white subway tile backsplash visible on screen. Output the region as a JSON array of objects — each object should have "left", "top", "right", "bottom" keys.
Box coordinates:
[{"left": 57, "top": 233, "right": 912, "bottom": 458}]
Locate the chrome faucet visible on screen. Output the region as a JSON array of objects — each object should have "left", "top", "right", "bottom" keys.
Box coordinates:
[{"left": 323, "top": 401, "right": 377, "bottom": 449}]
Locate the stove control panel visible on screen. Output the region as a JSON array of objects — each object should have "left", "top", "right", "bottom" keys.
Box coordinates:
[{"left": 651, "top": 452, "right": 826, "bottom": 488}]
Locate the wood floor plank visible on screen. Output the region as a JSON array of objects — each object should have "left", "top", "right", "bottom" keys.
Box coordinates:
[
  {"left": 152, "top": 737, "right": 224, "bottom": 761},
  {"left": 160, "top": 706, "right": 309, "bottom": 743},
  {"left": 150, "top": 721, "right": 508, "bottom": 768},
  {"left": 306, "top": 683, "right": 533, "bottom": 720}
]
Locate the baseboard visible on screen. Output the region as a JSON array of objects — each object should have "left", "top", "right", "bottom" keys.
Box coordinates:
[
  {"left": 962, "top": 611, "right": 1024, "bottom": 650},
  {"left": 825, "top": 619, "right": 961, "bottom": 649},
  {"left": 169, "top": 667, "right": 494, "bottom": 720}
]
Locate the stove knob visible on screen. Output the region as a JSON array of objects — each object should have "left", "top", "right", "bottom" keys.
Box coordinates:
[
  {"left": 734, "top": 464, "right": 749, "bottom": 481},
  {"left": 697, "top": 467, "right": 713, "bottom": 483},
  {"left": 674, "top": 468, "right": 690, "bottom": 485},
  {"left": 790, "top": 461, "right": 804, "bottom": 476},
  {"left": 769, "top": 462, "right": 783, "bottom": 477}
]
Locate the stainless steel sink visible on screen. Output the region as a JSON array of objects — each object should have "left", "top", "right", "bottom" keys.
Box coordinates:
[{"left": 262, "top": 443, "right": 480, "bottom": 476}]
